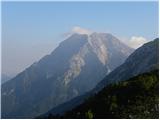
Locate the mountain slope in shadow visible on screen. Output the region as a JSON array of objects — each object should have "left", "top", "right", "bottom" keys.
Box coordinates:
[{"left": 43, "top": 69, "right": 159, "bottom": 119}]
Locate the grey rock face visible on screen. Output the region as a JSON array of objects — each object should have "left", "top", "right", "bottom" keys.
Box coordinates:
[
  {"left": 94, "top": 38, "right": 159, "bottom": 92},
  {"left": 42, "top": 38, "right": 159, "bottom": 117},
  {"left": 2, "top": 33, "right": 133, "bottom": 118}
]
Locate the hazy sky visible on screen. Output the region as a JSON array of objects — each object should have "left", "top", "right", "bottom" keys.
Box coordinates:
[{"left": 2, "top": 1, "right": 158, "bottom": 76}]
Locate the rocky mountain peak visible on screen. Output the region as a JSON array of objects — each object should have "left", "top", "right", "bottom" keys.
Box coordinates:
[{"left": 2, "top": 32, "right": 134, "bottom": 118}]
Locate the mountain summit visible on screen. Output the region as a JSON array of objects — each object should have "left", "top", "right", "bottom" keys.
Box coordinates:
[
  {"left": 2, "top": 32, "right": 133, "bottom": 118},
  {"left": 43, "top": 38, "right": 159, "bottom": 118}
]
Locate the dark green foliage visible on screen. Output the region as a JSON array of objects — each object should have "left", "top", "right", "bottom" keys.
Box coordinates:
[
  {"left": 85, "top": 109, "right": 94, "bottom": 119},
  {"left": 45, "top": 70, "right": 159, "bottom": 119}
]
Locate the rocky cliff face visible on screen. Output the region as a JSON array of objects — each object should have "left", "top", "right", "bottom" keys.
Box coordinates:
[
  {"left": 94, "top": 38, "right": 159, "bottom": 92},
  {"left": 45, "top": 38, "right": 159, "bottom": 117},
  {"left": 2, "top": 33, "right": 133, "bottom": 118}
]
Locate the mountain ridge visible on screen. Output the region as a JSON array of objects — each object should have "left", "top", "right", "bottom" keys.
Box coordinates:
[
  {"left": 42, "top": 38, "right": 158, "bottom": 117},
  {"left": 94, "top": 38, "right": 159, "bottom": 92},
  {"left": 2, "top": 32, "right": 133, "bottom": 118},
  {"left": 44, "top": 69, "right": 158, "bottom": 119}
]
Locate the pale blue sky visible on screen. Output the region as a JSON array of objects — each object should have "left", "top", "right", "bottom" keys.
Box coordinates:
[{"left": 2, "top": 1, "right": 158, "bottom": 76}]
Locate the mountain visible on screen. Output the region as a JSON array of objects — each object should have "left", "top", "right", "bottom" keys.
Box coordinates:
[
  {"left": 45, "top": 70, "right": 158, "bottom": 119},
  {"left": 1, "top": 32, "right": 133, "bottom": 118},
  {"left": 1, "top": 74, "right": 12, "bottom": 84},
  {"left": 43, "top": 38, "right": 158, "bottom": 116},
  {"left": 94, "top": 38, "right": 159, "bottom": 92}
]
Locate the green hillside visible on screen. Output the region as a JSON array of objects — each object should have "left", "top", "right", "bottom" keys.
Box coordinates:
[{"left": 45, "top": 70, "right": 159, "bottom": 119}]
